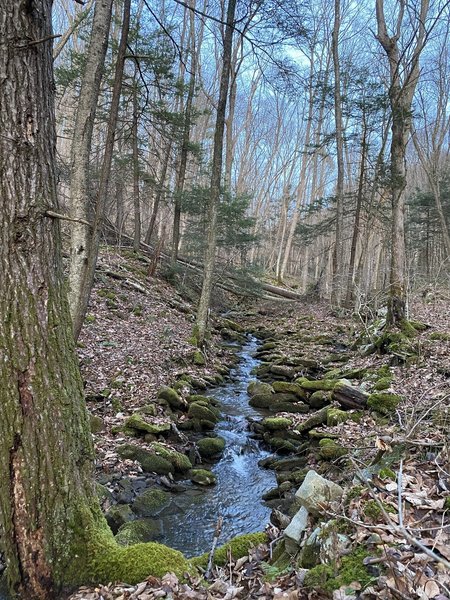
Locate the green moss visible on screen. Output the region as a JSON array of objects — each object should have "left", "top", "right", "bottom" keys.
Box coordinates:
[
  {"left": 197, "top": 436, "right": 225, "bottom": 458},
  {"left": 117, "top": 443, "right": 174, "bottom": 474},
  {"left": 363, "top": 500, "right": 396, "bottom": 520},
  {"left": 125, "top": 414, "right": 171, "bottom": 435},
  {"left": 249, "top": 393, "right": 275, "bottom": 409},
  {"left": 262, "top": 417, "right": 293, "bottom": 431},
  {"left": 429, "top": 331, "right": 450, "bottom": 341},
  {"left": 89, "top": 413, "right": 104, "bottom": 433},
  {"left": 377, "top": 365, "right": 391, "bottom": 378},
  {"left": 296, "top": 378, "right": 337, "bottom": 391},
  {"left": 272, "top": 382, "right": 306, "bottom": 398},
  {"left": 115, "top": 518, "right": 161, "bottom": 546},
  {"left": 98, "top": 288, "right": 117, "bottom": 300},
  {"left": 400, "top": 319, "right": 418, "bottom": 338},
  {"left": 150, "top": 442, "right": 192, "bottom": 472},
  {"left": 345, "top": 485, "right": 364, "bottom": 504},
  {"left": 191, "top": 532, "right": 268, "bottom": 568},
  {"left": 193, "top": 350, "right": 206, "bottom": 366},
  {"left": 326, "top": 408, "right": 348, "bottom": 426},
  {"left": 379, "top": 468, "right": 395, "bottom": 480},
  {"left": 318, "top": 438, "right": 348, "bottom": 460},
  {"left": 187, "top": 401, "right": 220, "bottom": 423},
  {"left": 373, "top": 377, "right": 392, "bottom": 391},
  {"left": 132, "top": 489, "right": 170, "bottom": 517},
  {"left": 111, "top": 397, "right": 123, "bottom": 413},
  {"left": 189, "top": 469, "right": 217, "bottom": 486},
  {"left": 444, "top": 497, "right": 450, "bottom": 510},
  {"left": 85, "top": 314, "right": 96, "bottom": 324},
  {"left": 367, "top": 392, "right": 401, "bottom": 415},
  {"left": 304, "top": 547, "right": 373, "bottom": 593},
  {"left": 157, "top": 386, "right": 184, "bottom": 409}
]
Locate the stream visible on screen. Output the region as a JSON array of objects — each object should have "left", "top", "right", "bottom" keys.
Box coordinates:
[{"left": 157, "top": 336, "right": 276, "bottom": 557}]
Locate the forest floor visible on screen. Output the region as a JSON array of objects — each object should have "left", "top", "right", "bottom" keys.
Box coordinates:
[{"left": 70, "top": 249, "right": 450, "bottom": 600}]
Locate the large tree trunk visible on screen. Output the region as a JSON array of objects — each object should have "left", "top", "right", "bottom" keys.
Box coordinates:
[
  {"left": 0, "top": 3, "right": 100, "bottom": 596},
  {"left": 195, "top": 0, "right": 237, "bottom": 345},
  {"left": 68, "top": 0, "right": 113, "bottom": 338}
]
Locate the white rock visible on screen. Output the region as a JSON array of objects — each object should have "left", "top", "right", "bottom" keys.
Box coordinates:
[
  {"left": 295, "top": 470, "right": 344, "bottom": 516},
  {"left": 284, "top": 506, "right": 309, "bottom": 554}
]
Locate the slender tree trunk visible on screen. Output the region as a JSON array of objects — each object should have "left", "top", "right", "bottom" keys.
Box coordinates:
[
  {"left": 132, "top": 80, "right": 141, "bottom": 253},
  {"left": 331, "top": 0, "right": 345, "bottom": 305},
  {"left": 146, "top": 140, "right": 173, "bottom": 244},
  {"left": 195, "top": 0, "right": 237, "bottom": 345},
  {"left": 68, "top": 0, "right": 113, "bottom": 336},
  {"left": 71, "top": 0, "right": 131, "bottom": 339}
]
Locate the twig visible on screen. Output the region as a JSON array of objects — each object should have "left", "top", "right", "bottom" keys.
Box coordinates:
[
  {"left": 397, "top": 459, "right": 403, "bottom": 529},
  {"left": 205, "top": 516, "right": 223, "bottom": 579},
  {"left": 17, "top": 34, "right": 61, "bottom": 48},
  {"left": 44, "top": 210, "right": 92, "bottom": 227}
]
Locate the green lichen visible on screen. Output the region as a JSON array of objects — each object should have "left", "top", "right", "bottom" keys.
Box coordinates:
[
  {"left": 197, "top": 437, "right": 225, "bottom": 458},
  {"left": 191, "top": 532, "right": 268, "bottom": 568},
  {"left": 150, "top": 442, "right": 192, "bottom": 472},
  {"left": 367, "top": 392, "right": 401, "bottom": 415},
  {"left": 304, "top": 547, "right": 373, "bottom": 593}
]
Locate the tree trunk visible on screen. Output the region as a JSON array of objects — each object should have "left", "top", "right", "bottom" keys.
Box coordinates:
[
  {"left": 195, "top": 0, "right": 237, "bottom": 345},
  {"left": 68, "top": 0, "right": 113, "bottom": 337},
  {"left": 71, "top": 0, "right": 131, "bottom": 339},
  {"left": 145, "top": 141, "right": 172, "bottom": 245},
  {"left": 132, "top": 79, "right": 141, "bottom": 253}
]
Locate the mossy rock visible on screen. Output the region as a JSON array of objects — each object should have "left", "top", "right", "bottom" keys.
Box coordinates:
[
  {"left": 197, "top": 436, "right": 225, "bottom": 458},
  {"left": 269, "top": 364, "right": 296, "bottom": 379},
  {"left": 308, "top": 390, "right": 332, "bottom": 409},
  {"left": 187, "top": 394, "right": 219, "bottom": 407},
  {"left": 150, "top": 443, "right": 192, "bottom": 472},
  {"left": 157, "top": 386, "right": 184, "bottom": 409},
  {"left": 117, "top": 444, "right": 174, "bottom": 475},
  {"left": 377, "top": 365, "right": 391, "bottom": 378},
  {"left": 272, "top": 392, "right": 300, "bottom": 404},
  {"left": 267, "top": 437, "right": 298, "bottom": 453},
  {"left": 276, "top": 468, "right": 309, "bottom": 485},
  {"left": 272, "top": 381, "right": 307, "bottom": 399},
  {"left": 296, "top": 377, "right": 337, "bottom": 391},
  {"left": 326, "top": 408, "right": 349, "bottom": 426},
  {"left": 429, "top": 331, "right": 450, "bottom": 341},
  {"left": 262, "top": 417, "right": 293, "bottom": 431},
  {"left": 187, "top": 401, "right": 220, "bottom": 423},
  {"left": 247, "top": 381, "right": 274, "bottom": 397},
  {"left": 373, "top": 377, "right": 392, "bottom": 391},
  {"left": 400, "top": 319, "right": 419, "bottom": 338},
  {"left": 318, "top": 438, "right": 348, "bottom": 460},
  {"left": 189, "top": 469, "right": 216, "bottom": 486},
  {"left": 105, "top": 504, "right": 134, "bottom": 534},
  {"left": 304, "top": 547, "right": 372, "bottom": 593},
  {"left": 262, "top": 481, "right": 292, "bottom": 500},
  {"left": 249, "top": 393, "right": 274, "bottom": 409},
  {"left": 89, "top": 413, "right": 104, "bottom": 433},
  {"left": 132, "top": 489, "right": 170, "bottom": 517},
  {"left": 137, "top": 404, "right": 157, "bottom": 417},
  {"left": 191, "top": 532, "right": 268, "bottom": 568},
  {"left": 193, "top": 350, "right": 206, "bottom": 366},
  {"left": 367, "top": 392, "right": 401, "bottom": 415},
  {"left": 275, "top": 401, "right": 310, "bottom": 414},
  {"left": 115, "top": 519, "right": 162, "bottom": 546},
  {"left": 125, "top": 414, "right": 171, "bottom": 435}
]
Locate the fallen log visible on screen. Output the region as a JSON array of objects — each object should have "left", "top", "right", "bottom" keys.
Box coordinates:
[{"left": 332, "top": 381, "right": 369, "bottom": 410}]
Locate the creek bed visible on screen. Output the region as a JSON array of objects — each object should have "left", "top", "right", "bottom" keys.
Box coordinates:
[{"left": 157, "top": 336, "right": 275, "bottom": 557}]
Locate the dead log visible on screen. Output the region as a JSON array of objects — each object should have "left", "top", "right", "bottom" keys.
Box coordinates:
[{"left": 332, "top": 382, "right": 368, "bottom": 410}]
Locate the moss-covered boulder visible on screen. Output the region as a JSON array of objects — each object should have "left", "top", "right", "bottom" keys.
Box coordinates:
[
  {"left": 197, "top": 436, "right": 225, "bottom": 458},
  {"left": 117, "top": 444, "right": 174, "bottom": 474},
  {"left": 272, "top": 392, "right": 300, "bottom": 404},
  {"left": 296, "top": 377, "right": 337, "bottom": 391},
  {"left": 137, "top": 404, "right": 157, "bottom": 417},
  {"left": 249, "top": 393, "right": 274, "bottom": 409},
  {"left": 318, "top": 438, "right": 348, "bottom": 460},
  {"left": 115, "top": 518, "right": 162, "bottom": 546},
  {"left": 275, "top": 401, "right": 310, "bottom": 414},
  {"left": 89, "top": 413, "right": 104, "bottom": 433},
  {"left": 247, "top": 381, "right": 274, "bottom": 397},
  {"left": 262, "top": 417, "right": 293, "bottom": 431},
  {"left": 193, "top": 350, "right": 206, "bottom": 366},
  {"left": 272, "top": 381, "right": 308, "bottom": 399},
  {"left": 105, "top": 504, "right": 134, "bottom": 534},
  {"left": 326, "top": 408, "right": 349, "bottom": 426},
  {"left": 157, "top": 386, "right": 184, "bottom": 409},
  {"left": 303, "top": 547, "right": 372, "bottom": 593},
  {"left": 132, "top": 488, "right": 170, "bottom": 517},
  {"left": 150, "top": 442, "right": 192, "bottom": 472},
  {"left": 189, "top": 469, "right": 216, "bottom": 486},
  {"left": 308, "top": 390, "right": 332, "bottom": 409},
  {"left": 187, "top": 401, "right": 220, "bottom": 423},
  {"left": 267, "top": 437, "right": 298, "bottom": 453},
  {"left": 367, "top": 392, "right": 401, "bottom": 414},
  {"left": 191, "top": 532, "right": 268, "bottom": 568},
  {"left": 373, "top": 377, "right": 392, "bottom": 391},
  {"left": 270, "top": 365, "right": 296, "bottom": 379},
  {"left": 125, "top": 414, "right": 171, "bottom": 436}
]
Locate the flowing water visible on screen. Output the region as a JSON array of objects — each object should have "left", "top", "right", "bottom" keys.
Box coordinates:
[{"left": 157, "top": 336, "right": 276, "bottom": 557}]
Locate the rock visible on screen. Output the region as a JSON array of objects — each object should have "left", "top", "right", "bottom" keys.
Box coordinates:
[
  {"left": 367, "top": 392, "right": 401, "bottom": 414},
  {"left": 319, "top": 525, "right": 351, "bottom": 564},
  {"left": 189, "top": 469, "right": 216, "bottom": 486},
  {"left": 272, "top": 382, "right": 308, "bottom": 399},
  {"left": 295, "top": 470, "right": 344, "bottom": 516},
  {"left": 262, "top": 481, "right": 292, "bottom": 500},
  {"left": 105, "top": 503, "right": 134, "bottom": 534},
  {"left": 157, "top": 386, "right": 184, "bottom": 409},
  {"left": 193, "top": 350, "right": 206, "bottom": 366},
  {"left": 283, "top": 506, "right": 309, "bottom": 554},
  {"left": 138, "top": 404, "right": 157, "bottom": 416},
  {"left": 190, "top": 376, "right": 207, "bottom": 390},
  {"left": 150, "top": 442, "right": 192, "bottom": 472},
  {"left": 187, "top": 401, "right": 220, "bottom": 423},
  {"left": 308, "top": 390, "right": 332, "bottom": 409},
  {"left": 275, "top": 401, "right": 310, "bottom": 414},
  {"left": 267, "top": 437, "right": 298, "bottom": 453},
  {"left": 276, "top": 469, "right": 308, "bottom": 486},
  {"left": 116, "top": 478, "right": 134, "bottom": 504},
  {"left": 132, "top": 488, "right": 171, "bottom": 517},
  {"left": 117, "top": 443, "right": 174, "bottom": 475},
  {"left": 115, "top": 518, "right": 162, "bottom": 546},
  {"left": 270, "top": 365, "right": 296, "bottom": 379},
  {"left": 262, "top": 417, "right": 293, "bottom": 431},
  {"left": 326, "top": 408, "right": 349, "bottom": 426},
  {"left": 259, "top": 341, "right": 277, "bottom": 351},
  {"left": 271, "top": 455, "right": 308, "bottom": 471},
  {"left": 89, "top": 413, "right": 104, "bottom": 433},
  {"left": 197, "top": 436, "right": 225, "bottom": 458},
  {"left": 332, "top": 380, "right": 369, "bottom": 409},
  {"left": 249, "top": 393, "right": 274, "bottom": 409},
  {"left": 296, "top": 377, "right": 337, "bottom": 391},
  {"left": 272, "top": 392, "right": 302, "bottom": 404},
  {"left": 247, "top": 381, "right": 274, "bottom": 397},
  {"left": 125, "top": 414, "right": 171, "bottom": 435},
  {"left": 295, "top": 407, "right": 329, "bottom": 434},
  {"left": 299, "top": 527, "right": 321, "bottom": 568},
  {"left": 318, "top": 438, "right": 348, "bottom": 460}
]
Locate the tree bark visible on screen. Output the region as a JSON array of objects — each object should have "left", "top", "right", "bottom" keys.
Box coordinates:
[
  {"left": 132, "top": 78, "right": 141, "bottom": 253},
  {"left": 195, "top": 0, "right": 237, "bottom": 345},
  {"left": 68, "top": 0, "right": 113, "bottom": 337}
]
